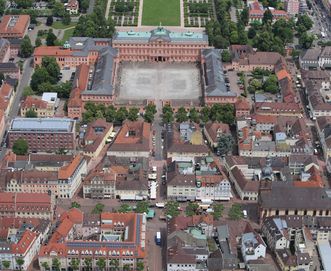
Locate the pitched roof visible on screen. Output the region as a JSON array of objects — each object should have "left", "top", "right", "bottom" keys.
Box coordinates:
[
  {"left": 109, "top": 121, "right": 150, "bottom": 152},
  {"left": 21, "top": 96, "right": 48, "bottom": 109},
  {"left": 58, "top": 155, "right": 84, "bottom": 179}
]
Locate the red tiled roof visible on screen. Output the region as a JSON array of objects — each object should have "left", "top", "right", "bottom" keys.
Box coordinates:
[
  {"left": 58, "top": 155, "right": 83, "bottom": 180},
  {"left": 0, "top": 15, "right": 30, "bottom": 36},
  {"left": 34, "top": 46, "right": 74, "bottom": 57},
  {"left": 0, "top": 83, "right": 13, "bottom": 98},
  {"left": 235, "top": 98, "right": 250, "bottom": 110},
  {"left": 21, "top": 96, "right": 48, "bottom": 109},
  {"left": 12, "top": 230, "right": 37, "bottom": 255}
]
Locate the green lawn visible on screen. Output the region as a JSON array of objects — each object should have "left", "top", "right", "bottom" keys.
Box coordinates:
[
  {"left": 62, "top": 28, "right": 75, "bottom": 43},
  {"left": 52, "top": 21, "right": 77, "bottom": 29},
  {"left": 142, "top": 0, "right": 180, "bottom": 26}
]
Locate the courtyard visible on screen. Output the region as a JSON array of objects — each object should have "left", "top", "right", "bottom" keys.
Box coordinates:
[{"left": 116, "top": 62, "right": 201, "bottom": 102}]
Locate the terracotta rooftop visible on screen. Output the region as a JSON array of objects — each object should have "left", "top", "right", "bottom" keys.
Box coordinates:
[
  {"left": 58, "top": 155, "right": 84, "bottom": 180},
  {"left": 21, "top": 96, "right": 48, "bottom": 110},
  {"left": 12, "top": 230, "right": 37, "bottom": 255},
  {"left": 109, "top": 121, "right": 150, "bottom": 152},
  {"left": 0, "top": 15, "right": 30, "bottom": 36},
  {"left": 204, "top": 122, "right": 230, "bottom": 142},
  {"left": 34, "top": 46, "right": 75, "bottom": 57}
]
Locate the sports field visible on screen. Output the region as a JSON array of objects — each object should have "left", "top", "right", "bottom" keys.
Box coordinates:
[{"left": 142, "top": 0, "right": 180, "bottom": 26}]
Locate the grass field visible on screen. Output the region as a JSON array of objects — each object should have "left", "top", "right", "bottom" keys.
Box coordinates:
[
  {"left": 142, "top": 0, "right": 180, "bottom": 26},
  {"left": 62, "top": 28, "right": 75, "bottom": 43},
  {"left": 52, "top": 21, "right": 77, "bottom": 29}
]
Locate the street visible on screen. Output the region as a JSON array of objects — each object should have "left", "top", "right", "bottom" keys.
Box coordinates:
[
  {"left": 0, "top": 57, "right": 34, "bottom": 160},
  {"left": 309, "top": 0, "right": 331, "bottom": 40}
]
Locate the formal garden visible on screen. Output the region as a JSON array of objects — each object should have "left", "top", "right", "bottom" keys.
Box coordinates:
[
  {"left": 142, "top": 0, "right": 180, "bottom": 26},
  {"left": 184, "top": 0, "right": 214, "bottom": 27},
  {"left": 109, "top": 0, "right": 140, "bottom": 26}
]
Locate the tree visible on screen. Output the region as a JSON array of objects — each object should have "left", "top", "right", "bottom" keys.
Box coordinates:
[
  {"left": 52, "top": 258, "right": 61, "bottom": 271},
  {"left": 35, "top": 37, "right": 42, "bottom": 47},
  {"left": 53, "top": 82, "right": 72, "bottom": 98},
  {"left": 175, "top": 107, "right": 188, "bottom": 123},
  {"left": 30, "top": 67, "right": 52, "bottom": 92},
  {"left": 143, "top": 111, "right": 154, "bottom": 123},
  {"left": 299, "top": 32, "right": 314, "bottom": 49},
  {"left": 46, "top": 29, "right": 57, "bottom": 46},
  {"left": 262, "top": 9, "right": 273, "bottom": 25},
  {"left": 53, "top": 2, "right": 66, "bottom": 17},
  {"left": 136, "top": 262, "right": 144, "bottom": 271},
  {"left": 189, "top": 108, "right": 199, "bottom": 123},
  {"left": 46, "top": 15, "right": 53, "bottom": 26},
  {"left": 22, "top": 86, "right": 34, "bottom": 98},
  {"left": 42, "top": 56, "right": 60, "bottom": 81},
  {"left": 296, "top": 14, "right": 313, "bottom": 32},
  {"left": 96, "top": 258, "right": 106, "bottom": 271},
  {"left": 12, "top": 138, "right": 28, "bottom": 155},
  {"left": 217, "top": 134, "right": 234, "bottom": 155},
  {"left": 25, "top": 109, "right": 38, "bottom": 118},
  {"left": 228, "top": 203, "right": 244, "bottom": 220},
  {"left": 79, "top": 0, "right": 89, "bottom": 12},
  {"left": 212, "top": 204, "right": 224, "bottom": 220},
  {"left": 2, "top": 260, "right": 10, "bottom": 269},
  {"left": 263, "top": 74, "right": 278, "bottom": 94},
  {"left": 115, "top": 107, "right": 128, "bottom": 123},
  {"left": 185, "top": 202, "right": 199, "bottom": 216},
  {"left": 127, "top": 107, "right": 139, "bottom": 121},
  {"left": 165, "top": 201, "right": 180, "bottom": 218},
  {"left": 62, "top": 11, "right": 71, "bottom": 25},
  {"left": 247, "top": 27, "right": 256, "bottom": 39},
  {"left": 69, "top": 259, "right": 79, "bottom": 270},
  {"left": 0, "top": 0, "right": 5, "bottom": 16},
  {"left": 135, "top": 201, "right": 149, "bottom": 214},
  {"left": 221, "top": 50, "right": 232, "bottom": 62},
  {"left": 84, "top": 258, "right": 92, "bottom": 271},
  {"left": 20, "top": 36, "right": 33, "bottom": 58},
  {"left": 92, "top": 203, "right": 105, "bottom": 214},
  {"left": 163, "top": 111, "right": 174, "bottom": 124},
  {"left": 16, "top": 258, "right": 24, "bottom": 271},
  {"left": 71, "top": 201, "right": 81, "bottom": 209},
  {"left": 105, "top": 105, "right": 116, "bottom": 122},
  {"left": 200, "top": 106, "right": 210, "bottom": 123},
  {"left": 143, "top": 104, "right": 156, "bottom": 123},
  {"left": 109, "top": 259, "right": 119, "bottom": 271},
  {"left": 123, "top": 264, "right": 131, "bottom": 271},
  {"left": 118, "top": 204, "right": 131, "bottom": 213},
  {"left": 240, "top": 7, "right": 249, "bottom": 25}
]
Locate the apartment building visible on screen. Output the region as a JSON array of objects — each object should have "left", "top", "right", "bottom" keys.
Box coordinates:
[
  {"left": 7, "top": 118, "right": 76, "bottom": 152},
  {"left": 167, "top": 215, "right": 214, "bottom": 271},
  {"left": 167, "top": 157, "right": 232, "bottom": 201},
  {"left": 0, "top": 217, "right": 50, "bottom": 271},
  {"left": 108, "top": 121, "right": 151, "bottom": 158},
  {"left": 0, "top": 192, "right": 54, "bottom": 220},
  {"left": 39, "top": 211, "right": 146, "bottom": 271},
  {"left": 4, "top": 154, "right": 87, "bottom": 199},
  {"left": 20, "top": 96, "right": 55, "bottom": 117},
  {"left": 0, "top": 15, "right": 30, "bottom": 39}
]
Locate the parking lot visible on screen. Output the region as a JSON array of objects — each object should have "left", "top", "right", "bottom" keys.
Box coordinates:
[{"left": 60, "top": 68, "right": 76, "bottom": 83}]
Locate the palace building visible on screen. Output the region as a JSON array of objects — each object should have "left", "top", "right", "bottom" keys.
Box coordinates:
[{"left": 34, "top": 27, "right": 237, "bottom": 118}]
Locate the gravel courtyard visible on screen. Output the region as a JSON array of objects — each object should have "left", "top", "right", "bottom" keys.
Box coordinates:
[{"left": 117, "top": 62, "right": 201, "bottom": 101}]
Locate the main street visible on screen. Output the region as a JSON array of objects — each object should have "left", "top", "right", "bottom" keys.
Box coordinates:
[{"left": 0, "top": 57, "right": 34, "bottom": 160}]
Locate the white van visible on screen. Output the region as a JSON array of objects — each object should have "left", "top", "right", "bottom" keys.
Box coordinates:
[{"left": 243, "top": 210, "right": 248, "bottom": 218}]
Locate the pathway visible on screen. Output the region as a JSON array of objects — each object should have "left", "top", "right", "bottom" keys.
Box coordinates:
[
  {"left": 87, "top": 0, "right": 96, "bottom": 14},
  {"left": 138, "top": 0, "right": 144, "bottom": 26},
  {"left": 105, "top": 0, "right": 112, "bottom": 19},
  {"left": 180, "top": 0, "right": 184, "bottom": 27}
]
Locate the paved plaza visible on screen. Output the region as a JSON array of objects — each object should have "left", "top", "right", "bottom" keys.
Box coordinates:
[{"left": 117, "top": 62, "right": 202, "bottom": 101}]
